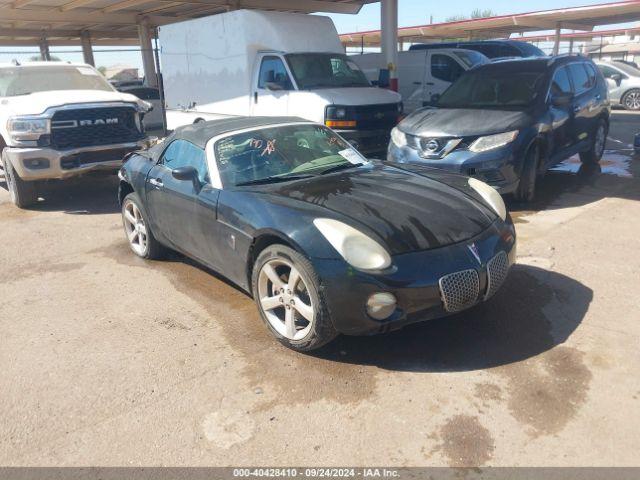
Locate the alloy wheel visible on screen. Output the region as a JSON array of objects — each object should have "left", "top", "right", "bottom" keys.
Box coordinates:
[
  {"left": 257, "top": 258, "right": 314, "bottom": 340},
  {"left": 625, "top": 91, "right": 640, "bottom": 110},
  {"left": 123, "top": 200, "right": 148, "bottom": 256}
]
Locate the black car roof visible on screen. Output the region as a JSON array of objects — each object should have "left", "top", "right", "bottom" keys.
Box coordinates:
[
  {"left": 475, "top": 55, "right": 591, "bottom": 73},
  {"left": 173, "top": 116, "right": 310, "bottom": 148}
]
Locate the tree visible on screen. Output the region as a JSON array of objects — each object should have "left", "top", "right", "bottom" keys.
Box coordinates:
[
  {"left": 445, "top": 9, "right": 496, "bottom": 22},
  {"left": 97, "top": 66, "right": 107, "bottom": 76},
  {"left": 29, "top": 55, "right": 62, "bottom": 61}
]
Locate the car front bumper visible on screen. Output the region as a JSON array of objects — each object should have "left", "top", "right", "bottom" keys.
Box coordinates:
[
  {"left": 312, "top": 219, "right": 517, "bottom": 336},
  {"left": 388, "top": 141, "right": 521, "bottom": 194},
  {"left": 4, "top": 139, "right": 151, "bottom": 181},
  {"left": 337, "top": 128, "right": 392, "bottom": 157}
]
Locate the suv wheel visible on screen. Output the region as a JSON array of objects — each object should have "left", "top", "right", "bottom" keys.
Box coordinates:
[
  {"left": 622, "top": 89, "right": 640, "bottom": 111},
  {"left": 513, "top": 144, "right": 539, "bottom": 203},
  {"left": 252, "top": 244, "right": 337, "bottom": 352},
  {"left": 2, "top": 157, "right": 38, "bottom": 208},
  {"left": 579, "top": 119, "right": 607, "bottom": 165}
]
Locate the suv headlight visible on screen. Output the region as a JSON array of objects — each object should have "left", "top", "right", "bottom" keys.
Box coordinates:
[
  {"left": 313, "top": 218, "right": 392, "bottom": 271},
  {"left": 7, "top": 116, "right": 50, "bottom": 142},
  {"left": 468, "top": 177, "right": 507, "bottom": 221},
  {"left": 390, "top": 126, "right": 407, "bottom": 147},
  {"left": 469, "top": 130, "right": 518, "bottom": 153}
]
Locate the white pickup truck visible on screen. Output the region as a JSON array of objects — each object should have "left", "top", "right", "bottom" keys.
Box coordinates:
[{"left": 0, "top": 61, "right": 153, "bottom": 208}]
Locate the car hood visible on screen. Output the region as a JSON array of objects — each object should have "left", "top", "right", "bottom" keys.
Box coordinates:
[
  {"left": 1, "top": 89, "right": 146, "bottom": 116},
  {"left": 399, "top": 107, "right": 532, "bottom": 137},
  {"left": 260, "top": 164, "right": 496, "bottom": 255},
  {"left": 310, "top": 86, "right": 401, "bottom": 106}
]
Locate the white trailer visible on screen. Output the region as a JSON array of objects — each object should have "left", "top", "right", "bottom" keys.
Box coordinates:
[{"left": 159, "top": 10, "right": 402, "bottom": 154}]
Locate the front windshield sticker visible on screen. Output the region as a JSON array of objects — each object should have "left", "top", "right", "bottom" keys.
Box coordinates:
[
  {"left": 77, "top": 67, "right": 99, "bottom": 76},
  {"left": 338, "top": 148, "right": 366, "bottom": 165}
]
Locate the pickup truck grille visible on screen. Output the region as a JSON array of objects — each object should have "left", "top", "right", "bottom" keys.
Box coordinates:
[
  {"left": 352, "top": 103, "right": 399, "bottom": 130},
  {"left": 50, "top": 106, "right": 142, "bottom": 149}
]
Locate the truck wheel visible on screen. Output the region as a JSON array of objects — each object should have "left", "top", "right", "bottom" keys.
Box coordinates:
[
  {"left": 2, "top": 157, "right": 38, "bottom": 208},
  {"left": 579, "top": 119, "right": 607, "bottom": 165},
  {"left": 252, "top": 244, "right": 338, "bottom": 352},
  {"left": 621, "top": 89, "right": 640, "bottom": 111},
  {"left": 513, "top": 144, "right": 539, "bottom": 203},
  {"left": 121, "top": 192, "right": 166, "bottom": 260}
]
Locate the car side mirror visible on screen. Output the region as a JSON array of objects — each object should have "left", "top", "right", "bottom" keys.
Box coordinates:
[
  {"left": 265, "top": 82, "right": 284, "bottom": 91},
  {"left": 551, "top": 92, "right": 573, "bottom": 107},
  {"left": 610, "top": 73, "right": 622, "bottom": 86},
  {"left": 172, "top": 166, "right": 201, "bottom": 190}
]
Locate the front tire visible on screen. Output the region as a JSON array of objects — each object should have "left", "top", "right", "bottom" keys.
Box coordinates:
[
  {"left": 121, "top": 192, "right": 165, "bottom": 259},
  {"left": 579, "top": 119, "right": 607, "bottom": 165},
  {"left": 2, "top": 156, "right": 38, "bottom": 208},
  {"left": 252, "top": 245, "right": 337, "bottom": 352},
  {"left": 622, "top": 89, "right": 640, "bottom": 111},
  {"left": 513, "top": 144, "right": 539, "bottom": 203}
]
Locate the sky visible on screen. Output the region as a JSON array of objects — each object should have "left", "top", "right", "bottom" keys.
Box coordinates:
[{"left": 0, "top": 0, "right": 634, "bottom": 70}]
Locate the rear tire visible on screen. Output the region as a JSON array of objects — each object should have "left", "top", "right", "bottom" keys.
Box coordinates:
[
  {"left": 579, "top": 119, "right": 607, "bottom": 165},
  {"left": 2, "top": 156, "right": 38, "bottom": 208},
  {"left": 252, "top": 244, "right": 337, "bottom": 352},
  {"left": 621, "top": 89, "right": 640, "bottom": 111},
  {"left": 121, "top": 192, "right": 166, "bottom": 260},
  {"left": 513, "top": 144, "right": 539, "bottom": 203}
]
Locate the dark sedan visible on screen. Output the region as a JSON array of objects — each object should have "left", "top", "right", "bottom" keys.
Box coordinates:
[
  {"left": 389, "top": 55, "right": 610, "bottom": 202},
  {"left": 118, "top": 117, "right": 517, "bottom": 351}
]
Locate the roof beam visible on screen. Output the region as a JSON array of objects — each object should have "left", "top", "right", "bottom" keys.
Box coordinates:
[
  {"left": 59, "top": 0, "right": 99, "bottom": 11},
  {"left": 11, "top": 0, "right": 37, "bottom": 7},
  {"left": 0, "top": 27, "right": 138, "bottom": 38},
  {"left": 0, "top": 38, "right": 138, "bottom": 46},
  {"left": 514, "top": 16, "right": 594, "bottom": 31},
  {"left": 102, "top": 0, "right": 155, "bottom": 13}
]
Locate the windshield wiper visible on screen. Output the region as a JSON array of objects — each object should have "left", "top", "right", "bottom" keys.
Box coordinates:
[
  {"left": 318, "top": 163, "right": 361, "bottom": 175},
  {"left": 235, "top": 173, "right": 315, "bottom": 186}
]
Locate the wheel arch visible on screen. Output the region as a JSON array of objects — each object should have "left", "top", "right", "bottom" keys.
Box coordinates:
[
  {"left": 118, "top": 180, "right": 135, "bottom": 206},
  {"left": 522, "top": 134, "right": 547, "bottom": 175}
]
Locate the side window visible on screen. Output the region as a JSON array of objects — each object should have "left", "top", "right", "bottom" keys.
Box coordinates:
[
  {"left": 550, "top": 66, "right": 572, "bottom": 96},
  {"left": 258, "top": 56, "right": 293, "bottom": 90},
  {"left": 598, "top": 65, "right": 624, "bottom": 79},
  {"left": 160, "top": 140, "right": 209, "bottom": 184},
  {"left": 584, "top": 63, "right": 598, "bottom": 88},
  {"left": 568, "top": 63, "right": 591, "bottom": 95},
  {"left": 499, "top": 44, "right": 520, "bottom": 58},
  {"left": 431, "top": 54, "right": 464, "bottom": 83}
]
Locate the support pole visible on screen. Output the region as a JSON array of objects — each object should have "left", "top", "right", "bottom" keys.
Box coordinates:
[
  {"left": 552, "top": 22, "right": 562, "bottom": 56},
  {"left": 39, "top": 37, "right": 50, "bottom": 61},
  {"left": 381, "top": 0, "right": 398, "bottom": 91},
  {"left": 138, "top": 20, "right": 157, "bottom": 87},
  {"left": 569, "top": 38, "right": 574, "bottom": 54},
  {"left": 80, "top": 30, "right": 95, "bottom": 66}
]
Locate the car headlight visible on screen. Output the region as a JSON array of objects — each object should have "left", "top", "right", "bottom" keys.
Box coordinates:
[
  {"left": 390, "top": 126, "right": 407, "bottom": 147},
  {"left": 469, "top": 130, "right": 518, "bottom": 153},
  {"left": 468, "top": 177, "right": 507, "bottom": 221},
  {"left": 7, "top": 116, "right": 50, "bottom": 141},
  {"left": 313, "top": 218, "right": 392, "bottom": 271}
]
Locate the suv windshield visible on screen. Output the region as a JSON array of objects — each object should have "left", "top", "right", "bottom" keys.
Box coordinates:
[
  {"left": 0, "top": 65, "right": 114, "bottom": 97},
  {"left": 215, "top": 124, "right": 367, "bottom": 186},
  {"left": 438, "top": 66, "right": 545, "bottom": 109},
  {"left": 453, "top": 50, "right": 488, "bottom": 69},
  {"left": 285, "top": 53, "right": 370, "bottom": 89}
]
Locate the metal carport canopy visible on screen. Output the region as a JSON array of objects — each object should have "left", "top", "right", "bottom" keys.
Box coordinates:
[
  {"left": 0, "top": 0, "right": 376, "bottom": 47},
  {"left": 340, "top": 0, "right": 640, "bottom": 47}
]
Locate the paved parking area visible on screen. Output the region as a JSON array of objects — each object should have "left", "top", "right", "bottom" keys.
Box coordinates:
[{"left": 1, "top": 112, "right": 639, "bottom": 466}]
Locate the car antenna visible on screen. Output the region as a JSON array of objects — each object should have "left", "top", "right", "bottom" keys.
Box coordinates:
[{"left": 12, "top": 59, "right": 21, "bottom": 66}]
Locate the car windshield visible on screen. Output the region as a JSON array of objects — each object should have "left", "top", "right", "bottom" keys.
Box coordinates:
[
  {"left": 214, "top": 124, "right": 368, "bottom": 186},
  {"left": 285, "top": 53, "right": 370, "bottom": 89},
  {"left": 454, "top": 50, "right": 488, "bottom": 69},
  {"left": 612, "top": 62, "right": 640, "bottom": 77},
  {"left": 438, "top": 67, "right": 545, "bottom": 109},
  {"left": 0, "top": 65, "right": 114, "bottom": 97}
]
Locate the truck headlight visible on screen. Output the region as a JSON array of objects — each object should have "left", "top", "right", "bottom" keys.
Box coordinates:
[
  {"left": 469, "top": 130, "right": 518, "bottom": 153},
  {"left": 390, "top": 127, "right": 407, "bottom": 147},
  {"left": 7, "top": 116, "right": 50, "bottom": 141},
  {"left": 468, "top": 177, "right": 507, "bottom": 221},
  {"left": 313, "top": 218, "right": 392, "bottom": 271}
]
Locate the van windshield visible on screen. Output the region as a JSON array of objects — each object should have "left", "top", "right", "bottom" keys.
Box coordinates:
[
  {"left": 453, "top": 51, "right": 488, "bottom": 69},
  {"left": 438, "top": 67, "right": 545, "bottom": 109},
  {"left": 0, "top": 65, "right": 114, "bottom": 97},
  {"left": 285, "top": 53, "right": 370, "bottom": 89}
]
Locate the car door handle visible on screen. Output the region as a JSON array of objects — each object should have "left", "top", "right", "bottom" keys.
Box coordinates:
[
  {"left": 426, "top": 82, "right": 435, "bottom": 86},
  {"left": 149, "top": 178, "right": 163, "bottom": 188}
]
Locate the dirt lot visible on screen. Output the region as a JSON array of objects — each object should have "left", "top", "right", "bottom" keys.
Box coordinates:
[{"left": 1, "top": 112, "right": 639, "bottom": 466}]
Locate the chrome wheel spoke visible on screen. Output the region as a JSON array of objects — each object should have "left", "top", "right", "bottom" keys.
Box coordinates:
[
  {"left": 285, "top": 307, "right": 296, "bottom": 339},
  {"left": 127, "top": 229, "right": 138, "bottom": 243},
  {"left": 287, "top": 266, "right": 300, "bottom": 291},
  {"left": 263, "top": 264, "right": 284, "bottom": 291},
  {"left": 261, "top": 295, "right": 282, "bottom": 311},
  {"left": 124, "top": 210, "right": 136, "bottom": 225},
  {"left": 293, "top": 298, "right": 313, "bottom": 322}
]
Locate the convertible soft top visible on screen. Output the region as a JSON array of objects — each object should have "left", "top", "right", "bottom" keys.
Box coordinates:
[{"left": 172, "top": 116, "right": 310, "bottom": 148}]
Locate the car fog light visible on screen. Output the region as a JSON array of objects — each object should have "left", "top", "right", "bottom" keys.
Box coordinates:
[{"left": 366, "top": 292, "right": 397, "bottom": 320}]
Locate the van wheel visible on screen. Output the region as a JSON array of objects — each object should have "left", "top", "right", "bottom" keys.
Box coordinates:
[
  {"left": 2, "top": 157, "right": 38, "bottom": 208},
  {"left": 579, "top": 119, "right": 607, "bottom": 164},
  {"left": 252, "top": 245, "right": 337, "bottom": 352},
  {"left": 622, "top": 89, "right": 640, "bottom": 111},
  {"left": 513, "top": 144, "right": 539, "bottom": 203}
]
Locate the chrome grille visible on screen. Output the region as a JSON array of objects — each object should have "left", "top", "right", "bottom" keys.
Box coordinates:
[
  {"left": 485, "top": 251, "right": 509, "bottom": 300},
  {"left": 439, "top": 269, "right": 480, "bottom": 313}
]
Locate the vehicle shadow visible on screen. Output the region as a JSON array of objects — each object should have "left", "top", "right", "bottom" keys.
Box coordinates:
[
  {"left": 0, "top": 173, "right": 121, "bottom": 215},
  {"left": 312, "top": 264, "right": 592, "bottom": 372}
]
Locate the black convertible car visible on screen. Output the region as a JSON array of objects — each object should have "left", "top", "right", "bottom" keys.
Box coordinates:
[{"left": 118, "top": 117, "right": 517, "bottom": 351}]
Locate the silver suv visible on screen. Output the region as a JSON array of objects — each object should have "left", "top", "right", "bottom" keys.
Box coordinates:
[{"left": 595, "top": 60, "right": 640, "bottom": 110}]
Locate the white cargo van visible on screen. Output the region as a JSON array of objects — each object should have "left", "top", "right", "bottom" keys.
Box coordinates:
[
  {"left": 351, "top": 49, "right": 488, "bottom": 113},
  {"left": 159, "top": 10, "right": 402, "bottom": 155}
]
